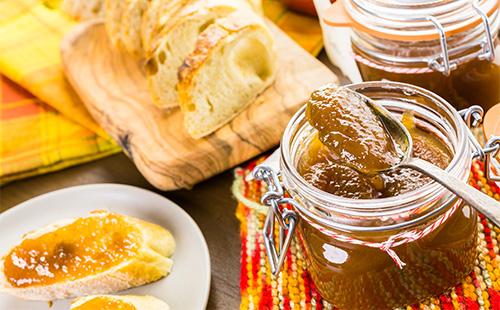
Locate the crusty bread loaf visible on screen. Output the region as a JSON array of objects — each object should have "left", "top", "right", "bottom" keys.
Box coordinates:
[
  {"left": 62, "top": 0, "right": 105, "bottom": 21},
  {"left": 177, "top": 10, "right": 276, "bottom": 138},
  {"left": 0, "top": 211, "right": 175, "bottom": 301},
  {"left": 71, "top": 295, "right": 169, "bottom": 310},
  {"left": 146, "top": 0, "right": 252, "bottom": 109}
]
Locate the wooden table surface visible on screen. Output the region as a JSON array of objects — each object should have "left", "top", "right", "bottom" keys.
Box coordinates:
[{"left": 0, "top": 53, "right": 345, "bottom": 309}]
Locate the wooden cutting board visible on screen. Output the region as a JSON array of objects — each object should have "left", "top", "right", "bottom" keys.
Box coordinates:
[{"left": 61, "top": 20, "right": 337, "bottom": 190}]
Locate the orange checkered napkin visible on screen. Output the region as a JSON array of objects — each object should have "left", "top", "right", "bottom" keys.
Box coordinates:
[{"left": 0, "top": 75, "right": 120, "bottom": 185}]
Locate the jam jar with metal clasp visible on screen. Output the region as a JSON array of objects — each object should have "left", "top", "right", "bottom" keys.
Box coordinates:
[
  {"left": 253, "top": 81, "right": 500, "bottom": 309},
  {"left": 321, "top": 0, "right": 499, "bottom": 112}
]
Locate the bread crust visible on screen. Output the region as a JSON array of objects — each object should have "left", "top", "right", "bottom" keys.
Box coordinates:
[{"left": 0, "top": 211, "right": 175, "bottom": 301}]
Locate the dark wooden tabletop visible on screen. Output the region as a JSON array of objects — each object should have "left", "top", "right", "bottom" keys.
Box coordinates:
[{"left": 0, "top": 53, "right": 345, "bottom": 310}]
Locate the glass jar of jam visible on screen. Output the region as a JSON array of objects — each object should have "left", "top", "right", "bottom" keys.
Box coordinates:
[
  {"left": 321, "top": 0, "right": 499, "bottom": 112},
  {"left": 253, "top": 81, "right": 498, "bottom": 309}
]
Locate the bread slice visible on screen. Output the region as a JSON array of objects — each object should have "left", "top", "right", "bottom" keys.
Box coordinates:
[
  {"left": 145, "top": 0, "right": 252, "bottom": 109},
  {"left": 177, "top": 10, "right": 276, "bottom": 138},
  {"left": 118, "top": 0, "right": 150, "bottom": 57},
  {"left": 141, "top": 0, "right": 195, "bottom": 58},
  {"left": 62, "top": 0, "right": 105, "bottom": 21},
  {"left": 0, "top": 210, "right": 175, "bottom": 301},
  {"left": 71, "top": 295, "right": 169, "bottom": 310},
  {"left": 104, "top": 0, "right": 129, "bottom": 49}
]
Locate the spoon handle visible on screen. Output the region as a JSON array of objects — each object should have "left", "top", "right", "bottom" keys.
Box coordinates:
[{"left": 404, "top": 157, "right": 500, "bottom": 227}]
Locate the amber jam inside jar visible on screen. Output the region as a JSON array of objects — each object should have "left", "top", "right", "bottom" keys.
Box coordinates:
[
  {"left": 333, "top": 0, "right": 500, "bottom": 111},
  {"left": 280, "top": 82, "right": 478, "bottom": 309},
  {"left": 353, "top": 37, "right": 500, "bottom": 112}
]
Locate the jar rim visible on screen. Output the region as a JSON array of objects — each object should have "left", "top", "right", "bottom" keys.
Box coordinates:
[{"left": 280, "top": 81, "right": 471, "bottom": 226}]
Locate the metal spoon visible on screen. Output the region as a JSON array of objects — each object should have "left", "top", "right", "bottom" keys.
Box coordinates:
[{"left": 362, "top": 92, "right": 500, "bottom": 227}]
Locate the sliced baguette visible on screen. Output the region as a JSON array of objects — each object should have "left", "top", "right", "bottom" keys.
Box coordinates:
[
  {"left": 0, "top": 211, "right": 175, "bottom": 301},
  {"left": 146, "top": 0, "right": 252, "bottom": 109},
  {"left": 71, "top": 294, "right": 169, "bottom": 310},
  {"left": 62, "top": 0, "right": 105, "bottom": 21},
  {"left": 177, "top": 10, "right": 276, "bottom": 138}
]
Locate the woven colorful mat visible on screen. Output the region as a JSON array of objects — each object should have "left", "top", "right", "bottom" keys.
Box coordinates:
[{"left": 233, "top": 158, "right": 500, "bottom": 309}]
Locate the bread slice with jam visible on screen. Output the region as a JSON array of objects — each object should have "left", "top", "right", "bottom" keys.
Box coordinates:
[
  {"left": 70, "top": 294, "right": 170, "bottom": 310},
  {"left": 0, "top": 210, "right": 175, "bottom": 300}
]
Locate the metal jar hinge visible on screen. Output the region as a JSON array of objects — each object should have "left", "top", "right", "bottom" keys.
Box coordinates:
[
  {"left": 461, "top": 106, "right": 500, "bottom": 182},
  {"left": 427, "top": 2, "right": 496, "bottom": 76},
  {"left": 252, "top": 165, "right": 299, "bottom": 275}
]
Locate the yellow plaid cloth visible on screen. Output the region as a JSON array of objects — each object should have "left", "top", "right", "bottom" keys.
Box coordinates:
[
  {"left": 0, "top": 0, "right": 323, "bottom": 185},
  {"left": 0, "top": 0, "right": 108, "bottom": 137}
]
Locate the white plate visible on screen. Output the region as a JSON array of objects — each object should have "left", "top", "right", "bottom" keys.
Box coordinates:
[{"left": 0, "top": 184, "right": 211, "bottom": 310}]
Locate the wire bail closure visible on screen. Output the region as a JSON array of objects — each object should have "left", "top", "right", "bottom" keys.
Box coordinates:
[
  {"left": 427, "top": 2, "right": 496, "bottom": 76},
  {"left": 253, "top": 165, "right": 298, "bottom": 275},
  {"left": 460, "top": 106, "right": 500, "bottom": 182}
]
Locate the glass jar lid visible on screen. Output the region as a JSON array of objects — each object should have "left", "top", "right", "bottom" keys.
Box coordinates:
[{"left": 324, "top": 0, "right": 499, "bottom": 41}]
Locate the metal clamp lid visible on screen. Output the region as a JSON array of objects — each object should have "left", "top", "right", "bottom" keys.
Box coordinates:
[
  {"left": 428, "top": 3, "right": 496, "bottom": 76},
  {"left": 324, "top": 0, "right": 498, "bottom": 75}
]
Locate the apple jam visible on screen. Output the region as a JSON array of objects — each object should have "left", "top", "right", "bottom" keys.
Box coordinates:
[
  {"left": 305, "top": 85, "right": 402, "bottom": 174},
  {"left": 291, "top": 84, "right": 478, "bottom": 309},
  {"left": 3, "top": 213, "right": 140, "bottom": 288},
  {"left": 72, "top": 297, "right": 136, "bottom": 310},
  {"left": 299, "top": 85, "right": 452, "bottom": 198}
]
